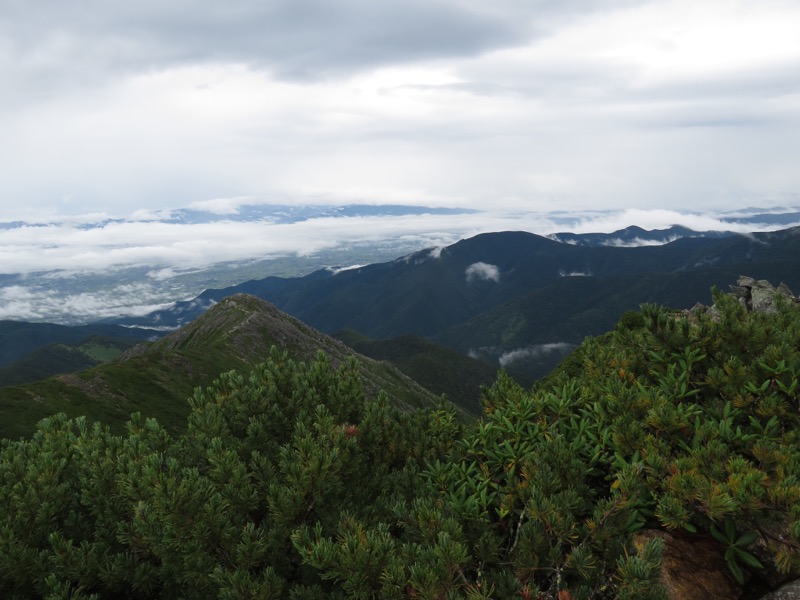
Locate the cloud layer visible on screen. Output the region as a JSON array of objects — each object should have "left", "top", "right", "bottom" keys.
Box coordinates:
[
  {"left": 498, "top": 343, "right": 574, "bottom": 368},
  {"left": 1, "top": 1, "right": 799, "bottom": 217},
  {"left": 2, "top": 206, "right": 796, "bottom": 277}
]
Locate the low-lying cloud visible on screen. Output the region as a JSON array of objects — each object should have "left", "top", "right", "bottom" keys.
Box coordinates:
[
  {"left": 568, "top": 208, "right": 798, "bottom": 236},
  {"left": 602, "top": 235, "right": 683, "bottom": 248},
  {"left": 498, "top": 343, "right": 574, "bottom": 367},
  {"left": 465, "top": 262, "right": 500, "bottom": 283},
  {"left": 325, "top": 264, "right": 366, "bottom": 275},
  {"left": 0, "top": 211, "right": 551, "bottom": 276},
  {"left": 0, "top": 282, "right": 174, "bottom": 323}
]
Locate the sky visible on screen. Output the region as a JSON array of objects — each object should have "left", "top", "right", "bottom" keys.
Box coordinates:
[
  {"left": 2, "top": 0, "right": 799, "bottom": 222},
  {"left": 2, "top": 0, "right": 800, "bottom": 324}
]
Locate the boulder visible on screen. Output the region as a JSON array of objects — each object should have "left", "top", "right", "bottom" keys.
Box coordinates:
[
  {"left": 687, "top": 277, "right": 798, "bottom": 322},
  {"left": 633, "top": 530, "right": 742, "bottom": 600},
  {"left": 758, "top": 579, "right": 800, "bottom": 600},
  {"left": 729, "top": 276, "right": 797, "bottom": 314}
]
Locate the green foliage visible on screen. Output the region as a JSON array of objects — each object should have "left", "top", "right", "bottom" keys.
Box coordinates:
[
  {"left": 0, "top": 349, "right": 458, "bottom": 598},
  {"left": 710, "top": 519, "right": 764, "bottom": 585},
  {"left": 574, "top": 293, "right": 800, "bottom": 579},
  {"left": 2, "top": 286, "right": 800, "bottom": 597}
]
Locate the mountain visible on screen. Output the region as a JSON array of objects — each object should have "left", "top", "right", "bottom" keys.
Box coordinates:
[
  {"left": 9, "top": 226, "right": 800, "bottom": 386},
  {"left": 547, "top": 225, "right": 736, "bottom": 247},
  {"left": 432, "top": 228, "right": 800, "bottom": 377},
  {"left": 433, "top": 270, "right": 757, "bottom": 379},
  {"left": 0, "top": 295, "right": 448, "bottom": 440},
  {"left": 109, "top": 228, "right": 800, "bottom": 373}
]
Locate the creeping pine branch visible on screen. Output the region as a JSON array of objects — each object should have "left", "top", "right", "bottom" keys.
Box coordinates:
[{"left": 509, "top": 509, "right": 526, "bottom": 555}]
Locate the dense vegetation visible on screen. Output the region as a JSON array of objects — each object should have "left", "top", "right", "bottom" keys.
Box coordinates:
[
  {"left": 2, "top": 289, "right": 799, "bottom": 598},
  {"left": 333, "top": 330, "right": 502, "bottom": 413}
]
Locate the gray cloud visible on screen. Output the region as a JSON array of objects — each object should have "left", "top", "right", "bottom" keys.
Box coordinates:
[
  {"left": 0, "top": 0, "right": 526, "bottom": 89},
  {"left": 1, "top": 0, "right": 799, "bottom": 218}
]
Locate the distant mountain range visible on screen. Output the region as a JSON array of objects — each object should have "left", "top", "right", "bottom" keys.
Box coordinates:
[
  {"left": 547, "top": 224, "right": 736, "bottom": 247},
  {"left": 3, "top": 204, "right": 800, "bottom": 326},
  {"left": 3, "top": 223, "right": 800, "bottom": 401},
  {"left": 0, "top": 203, "right": 478, "bottom": 230},
  {"left": 94, "top": 225, "right": 800, "bottom": 378}
]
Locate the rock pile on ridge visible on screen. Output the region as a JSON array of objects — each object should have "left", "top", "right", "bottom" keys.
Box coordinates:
[
  {"left": 728, "top": 276, "right": 798, "bottom": 313},
  {"left": 682, "top": 276, "right": 798, "bottom": 321}
]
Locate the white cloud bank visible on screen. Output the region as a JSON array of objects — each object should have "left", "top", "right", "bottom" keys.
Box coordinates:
[
  {"left": 1, "top": 206, "right": 797, "bottom": 277},
  {"left": 0, "top": 283, "right": 174, "bottom": 323}
]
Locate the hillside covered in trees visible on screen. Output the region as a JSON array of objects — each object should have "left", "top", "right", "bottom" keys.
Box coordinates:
[{"left": 1, "top": 281, "right": 800, "bottom": 598}]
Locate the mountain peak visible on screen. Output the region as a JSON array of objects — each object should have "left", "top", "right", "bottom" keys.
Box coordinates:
[{"left": 153, "top": 293, "right": 355, "bottom": 367}]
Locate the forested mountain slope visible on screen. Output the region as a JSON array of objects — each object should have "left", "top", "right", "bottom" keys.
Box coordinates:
[
  {"left": 333, "top": 330, "right": 502, "bottom": 406},
  {"left": 0, "top": 335, "right": 141, "bottom": 387},
  {"left": 114, "top": 227, "right": 800, "bottom": 362}
]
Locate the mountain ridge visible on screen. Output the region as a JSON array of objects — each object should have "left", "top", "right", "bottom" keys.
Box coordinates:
[
  {"left": 106, "top": 226, "right": 800, "bottom": 347},
  {"left": 0, "top": 294, "right": 452, "bottom": 439}
]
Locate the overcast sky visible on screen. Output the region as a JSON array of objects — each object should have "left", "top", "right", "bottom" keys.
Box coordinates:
[{"left": 2, "top": 0, "right": 799, "bottom": 221}]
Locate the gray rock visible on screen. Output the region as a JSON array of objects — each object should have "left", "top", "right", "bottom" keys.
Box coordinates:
[
  {"left": 728, "top": 276, "right": 797, "bottom": 314},
  {"left": 758, "top": 579, "right": 800, "bottom": 600}
]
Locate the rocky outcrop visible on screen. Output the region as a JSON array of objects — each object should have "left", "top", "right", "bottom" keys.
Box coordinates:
[
  {"left": 728, "top": 276, "right": 798, "bottom": 314},
  {"left": 685, "top": 276, "right": 798, "bottom": 321},
  {"left": 633, "top": 530, "right": 742, "bottom": 600}
]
